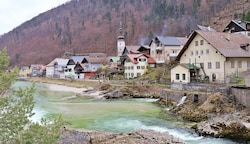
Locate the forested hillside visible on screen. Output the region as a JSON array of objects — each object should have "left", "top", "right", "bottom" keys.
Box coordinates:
[{"left": 0, "top": 0, "right": 249, "bottom": 66}]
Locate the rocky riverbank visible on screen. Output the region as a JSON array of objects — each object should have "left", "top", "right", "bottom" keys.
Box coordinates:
[
  {"left": 99, "top": 83, "right": 161, "bottom": 99},
  {"left": 167, "top": 92, "right": 250, "bottom": 142},
  {"left": 58, "top": 129, "right": 184, "bottom": 144}
]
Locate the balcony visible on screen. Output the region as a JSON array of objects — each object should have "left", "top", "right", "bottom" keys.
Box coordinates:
[{"left": 156, "top": 47, "right": 163, "bottom": 51}]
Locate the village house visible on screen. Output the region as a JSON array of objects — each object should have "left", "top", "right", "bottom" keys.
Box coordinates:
[
  {"left": 19, "top": 66, "right": 31, "bottom": 77},
  {"left": 108, "top": 56, "right": 120, "bottom": 68},
  {"left": 29, "top": 64, "right": 45, "bottom": 77},
  {"left": 46, "top": 58, "right": 69, "bottom": 78},
  {"left": 149, "top": 36, "right": 187, "bottom": 65},
  {"left": 223, "top": 20, "right": 250, "bottom": 37},
  {"left": 171, "top": 30, "right": 250, "bottom": 84},
  {"left": 82, "top": 53, "right": 109, "bottom": 78},
  {"left": 64, "top": 55, "right": 85, "bottom": 79},
  {"left": 137, "top": 45, "right": 151, "bottom": 55},
  {"left": 124, "top": 53, "right": 156, "bottom": 79}
]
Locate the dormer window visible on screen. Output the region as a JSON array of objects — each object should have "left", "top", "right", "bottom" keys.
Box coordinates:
[{"left": 240, "top": 43, "right": 249, "bottom": 51}]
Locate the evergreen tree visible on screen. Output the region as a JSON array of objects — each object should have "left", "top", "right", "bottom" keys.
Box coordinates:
[
  {"left": 242, "top": 10, "right": 250, "bottom": 21},
  {"left": 0, "top": 48, "right": 64, "bottom": 143}
]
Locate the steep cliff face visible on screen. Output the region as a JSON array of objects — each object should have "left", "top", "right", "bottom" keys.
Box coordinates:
[{"left": 0, "top": 0, "right": 248, "bottom": 66}]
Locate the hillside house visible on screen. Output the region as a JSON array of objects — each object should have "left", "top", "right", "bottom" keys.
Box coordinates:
[
  {"left": 171, "top": 30, "right": 250, "bottom": 84},
  {"left": 138, "top": 45, "right": 151, "bottom": 55},
  {"left": 124, "top": 53, "right": 156, "bottom": 79},
  {"left": 223, "top": 20, "right": 250, "bottom": 37},
  {"left": 149, "top": 36, "right": 187, "bottom": 65},
  {"left": 46, "top": 58, "right": 69, "bottom": 78}
]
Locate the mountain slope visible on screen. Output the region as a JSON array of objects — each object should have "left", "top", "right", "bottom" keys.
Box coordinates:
[{"left": 0, "top": 0, "right": 249, "bottom": 66}]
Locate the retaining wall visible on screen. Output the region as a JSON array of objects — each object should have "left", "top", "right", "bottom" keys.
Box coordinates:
[{"left": 231, "top": 87, "right": 250, "bottom": 108}]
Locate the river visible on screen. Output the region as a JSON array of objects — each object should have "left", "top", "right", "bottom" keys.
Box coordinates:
[{"left": 13, "top": 81, "right": 237, "bottom": 144}]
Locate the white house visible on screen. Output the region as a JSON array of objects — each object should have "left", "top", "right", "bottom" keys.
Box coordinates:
[
  {"left": 124, "top": 53, "right": 156, "bottom": 79},
  {"left": 46, "top": 58, "right": 69, "bottom": 78},
  {"left": 64, "top": 56, "right": 85, "bottom": 79}
]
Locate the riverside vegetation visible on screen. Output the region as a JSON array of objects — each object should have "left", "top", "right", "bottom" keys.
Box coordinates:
[{"left": 0, "top": 48, "right": 64, "bottom": 143}]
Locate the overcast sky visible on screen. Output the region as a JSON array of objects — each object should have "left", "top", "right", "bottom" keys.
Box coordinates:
[{"left": 0, "top": 0, "right": 70, "bottom": 35}]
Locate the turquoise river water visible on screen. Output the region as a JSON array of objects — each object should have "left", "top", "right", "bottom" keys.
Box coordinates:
[{"left": 13, "top": 81, "right": 238, "bottom": 144}]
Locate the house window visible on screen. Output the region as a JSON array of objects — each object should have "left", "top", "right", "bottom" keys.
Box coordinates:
[
  {"left": 141, "top": 66, "right": 145, "bottom": 69},
  {"left": 173, "top": 50, "right": 177, "bottom": 53},
  {"left": 137, "top": 73, "right": 141, "bottom": 77},
  {"left": 137, "top": 66, "right": 140, "bottom": 69},
  {"left": 131, "top": 73, "right": 134, "bottom": 77},
  {"left": 125, "top": 66, "right": 127, "bottom": 70},
  {"left": 238, "top": 61, "right": 242, "bottom": 68},
  {"left": 182, "top": 74, "right": 186, "bottom": 80},
  {"left": 125, "top": 73, "right": 127, "bottom": 78},
  {"left": 200, "top": 50, "right": 204, "bottom": 55},
  {"left": 176, "top": 74, "right": 180, "bottom": 80},
  {"left": 195, "top": 41, "right": 198, "bottom": 46},
  {"left": 231, "top": 61, "right": 235, "bottom": 68},
  {"left": 195, "top": 50, "right": 198, "bottom": 55},
  {"left": 190, "top": 51, "right": 193, "bottom": 56},
  {"left": 208, "top": 62, "right": 212, "bottom": 69},
  {"left": 139, "top": 58, "right": 146, "bottom": 62},
  {"left": 247, "top": 61, "right": 250, "bottom": 68},
  {"left": 156, "top": 50, "right": 162, "bottom": 54},
  {"left": 216, "top": 62, "right": 220, "bottom": 69},
  {"left": 200, "top": 63, "right": 204, "bottom": 69},
  {"left": 206, "top": 49, "right": 209, "bottom": 55},
  {"left": 128, "top": 66, "right": 130, "bottom": 70},
  {"left": 200, "top": 40, "right": 204, "bottom": 45},
  {"left": 131, "top": 66, "right": 134, "bottom": 70}
]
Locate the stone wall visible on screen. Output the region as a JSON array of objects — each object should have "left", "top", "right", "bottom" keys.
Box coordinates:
[
  {"left": 161, "top": 90, "right": 211, "bottom": 105},
  {"left": 171, "top": 82, "right": 229, "bottom": 94},
  {"left": 231, "top": 87, "right": 250, "bottom": 108}
]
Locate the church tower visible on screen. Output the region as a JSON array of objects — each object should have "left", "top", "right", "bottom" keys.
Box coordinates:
[{"left": 117, "top": 21, "right": 125, "bottom": 56}]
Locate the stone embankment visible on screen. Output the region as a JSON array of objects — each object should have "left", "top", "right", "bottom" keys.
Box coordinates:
[
  {"left": 167, "top": 92, "right": 250, "bottom": 142},
  {"left": 58, "top": 129, "right": 184, "bottom": 144},
  {"left": 99, "top": 84, "right": 161, "bottom": 99}
]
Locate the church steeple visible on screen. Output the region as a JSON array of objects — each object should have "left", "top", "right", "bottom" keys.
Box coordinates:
[{"left": 117, "top": 21, "right": 125, "bottom": 56}]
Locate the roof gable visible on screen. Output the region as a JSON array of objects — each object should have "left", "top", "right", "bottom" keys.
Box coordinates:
[
  {"left": 176, "top": 30, "right": 250, "bottom": 61},
  {"left": 126, "top": 53, "right": 155, "bottom": 64}
]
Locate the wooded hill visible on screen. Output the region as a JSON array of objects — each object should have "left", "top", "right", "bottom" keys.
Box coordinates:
[{"left": 0, "top": 0, "right": 250, "bottom": 67}]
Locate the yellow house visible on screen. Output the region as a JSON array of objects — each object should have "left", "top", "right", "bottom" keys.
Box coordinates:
[
  {"left": 171, "top": 30, "right": 250, "bottom": 84},
  {"left": 124, "top": 54, "right": 156, "bottom": 79},
  {"left": 19, "top": 66, "right": 31, "bottom": 76}
]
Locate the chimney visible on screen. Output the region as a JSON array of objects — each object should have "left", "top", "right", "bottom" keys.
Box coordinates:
[{"left": 226, "top": 29, "right": 231, "bottom": 41}]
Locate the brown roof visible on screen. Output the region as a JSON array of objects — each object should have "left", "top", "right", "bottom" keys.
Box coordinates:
[
  {"left": 84, "top": 56, "right": 108, "bottom": 64},
  {"left": 125, "top": 45, "right": 140, "bottom": 53},
  {"left": 177, "top": 30, "right": 250, "bottom": 61}
]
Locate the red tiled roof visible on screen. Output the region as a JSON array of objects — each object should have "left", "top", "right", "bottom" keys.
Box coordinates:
[{"left": 127, "top": 53, "right": 156, "bottom": 64}]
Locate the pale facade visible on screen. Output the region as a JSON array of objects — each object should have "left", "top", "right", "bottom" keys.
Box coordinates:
[
  {"left": 150, "top": 36, "right": 187, "bottom": 64},
  {"left": 174, "top": 30, "right": 250, "bottom": 84},
  {"left": 124, "top": 54, "right": 155, "bottom": 79},
  {"left": 171, "top": 64, "right": 189, "bottom": 83}
]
